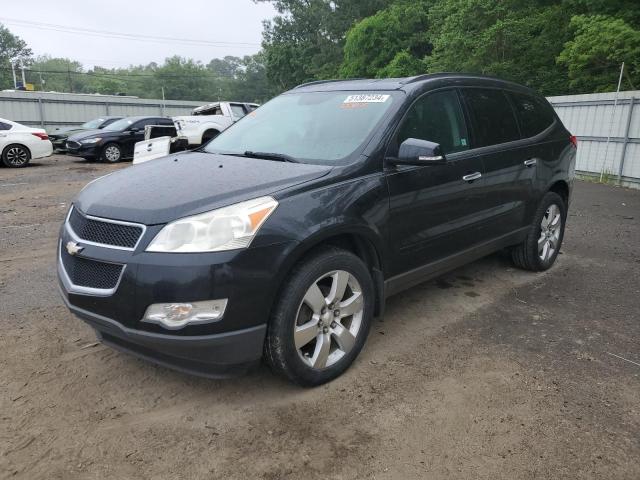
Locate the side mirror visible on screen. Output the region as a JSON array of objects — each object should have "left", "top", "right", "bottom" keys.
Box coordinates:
[{"left": 388, "top": 138, "right": 446, "bottom": 166}]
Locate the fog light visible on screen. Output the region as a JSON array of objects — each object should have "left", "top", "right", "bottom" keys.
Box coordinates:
[{"left": 142, "top": 299, "right": 227, "bottom": 330}]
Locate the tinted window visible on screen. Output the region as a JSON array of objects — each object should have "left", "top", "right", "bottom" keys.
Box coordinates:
[
  {"left": 101, "top": 118, "right": 121, "bottom": 127},
  {"left": 230, "top": 104, "right": 247, "bottom": 119},
  {"left": 133, "top": 118, "right": 170, "bottom": 129},
  {"left": 397, "top": 90, "right": 469, "bottom": 154},
  {"left": 509, "top": 92, "right": 555, "bottom": 138},
  {"left": 461, "top": 88, "right": 520, "bottom": 147},
  {"left": 0, "top": 121, "right": 12, "bottom": 131}
]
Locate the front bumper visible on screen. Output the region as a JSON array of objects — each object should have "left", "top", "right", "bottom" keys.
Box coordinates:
[
  {"left": 50, "top": 137, "right": 68, "bottom": 152},
  {"left": 66, "top": 141, "right": 99, "bottom": 158},
  {"left": 57, "top": 207, "right": 296, "bottom": 377},
  {"left": 60, "top": 292, "right": 266, "bottom": 377}
]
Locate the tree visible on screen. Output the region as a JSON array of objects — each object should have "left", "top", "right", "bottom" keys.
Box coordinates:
[
  {"left": 341, "top": 1, "right": 431, "bottom": 78},
  {"left": 29, "top": 56, "right": 85, "bottom": 92},
  {"left": 557, "top": 15, "right": 640, "bottom": 92},
  {"left": 426, "top": 0, "right": 573, "bottom": 95},
  {"left": 0, "top": 23, "right": 32, "bottom": 89},
  {"left": 257, "top": 0, "right": 393, "bottom": 91}
]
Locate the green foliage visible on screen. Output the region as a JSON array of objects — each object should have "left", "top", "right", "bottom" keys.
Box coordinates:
[
  {"left": 425, "top": 0, "right": 572, "bottom": 95},
  {"left": 341, "top": 1, "right": 431, "bottom": 78},
  {"left": 557, "top": 15, "right": 640, "bottom": 92},
  {"left": 0, "top": 24, "right": 32, "bottom": 89},
  {"left": 257, "top": 0, "right": 393, "bottom": 89}
]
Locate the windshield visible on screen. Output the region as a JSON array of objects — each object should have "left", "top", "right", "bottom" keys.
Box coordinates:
[
  {"left": 103, "top": 118, "right": 134, "bottom": 131},
  {"left": 81, "top": 118, "right": 105, "bottom": 129},
  {"left": 204, "top": 91, "right": 398, "bottom": 164}
]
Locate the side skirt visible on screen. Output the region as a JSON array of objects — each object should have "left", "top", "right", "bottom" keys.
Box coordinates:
[{"left": 384, "top": 228, "right": 528, "bottom": 298}]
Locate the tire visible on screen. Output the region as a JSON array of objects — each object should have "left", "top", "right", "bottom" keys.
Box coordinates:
[
  {"left": 511, "top": 191, "right": 566, "bottom": 271},
  {"left": 100, "top": 143, "right": 122, "bottom": 163},
  {"left": 201, "top": 130, "right": 220, "bottom": 144},
  {"left": 2, "top": 144, "right": 31, "bottom": 168},
  {"left": 264, "top": 247, "right": 375, "bottom": 387}
]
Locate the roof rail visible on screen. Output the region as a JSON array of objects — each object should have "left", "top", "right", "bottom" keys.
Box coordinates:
[
  {"left": 399, "top": 73, "right": 455, "bottom": 85},
  {"left": 293, "top": 78, "right": 367, "bottom": 89}
]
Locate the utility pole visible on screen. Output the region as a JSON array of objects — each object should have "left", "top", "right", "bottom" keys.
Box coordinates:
[
  {"left": 11, "top": 61, "right": 17, "bottom": 89},
  {"left": 67, "top": 66, "right": 74, "bottom": 93},
  {"left": 20, "top": 63, "right": 27, "bottom": 88},
  {"left": 601, "top": 62, "right": 624, "bottom": 182}
]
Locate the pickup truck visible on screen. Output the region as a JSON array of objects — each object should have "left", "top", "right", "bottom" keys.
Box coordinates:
[{"left": 173, "top": 101, "right": 259, "bottom": 146}]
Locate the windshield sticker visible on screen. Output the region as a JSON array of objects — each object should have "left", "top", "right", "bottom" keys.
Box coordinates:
[{"left": 343, "top": 94, "right": 390, "bottom": 104}]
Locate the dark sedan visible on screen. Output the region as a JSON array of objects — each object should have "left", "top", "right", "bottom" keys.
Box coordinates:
[
  {"left": 65, "top": 116, "right": 176, "bottom": 163},
  {"left": 49, "top": 117, "right": 122, "bottom": 152}
]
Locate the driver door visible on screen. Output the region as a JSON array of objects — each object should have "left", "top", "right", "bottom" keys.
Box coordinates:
[{"left": 385, "top": 89, "right": 486, "bottom": 280}]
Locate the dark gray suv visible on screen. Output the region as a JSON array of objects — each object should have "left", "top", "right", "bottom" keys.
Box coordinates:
[{"left": 57, "top": 74, "right": 576, "bottom": 386}]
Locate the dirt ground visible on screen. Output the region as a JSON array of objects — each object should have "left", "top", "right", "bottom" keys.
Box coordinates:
[{"left": 1, "top": 155, "right": 639, "bottom": 480}]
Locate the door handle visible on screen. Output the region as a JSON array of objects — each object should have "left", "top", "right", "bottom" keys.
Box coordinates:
[
  {"left": 524, "top": 158, "right": 537, "bottom": 167},
  {"left": 462, "top": 172, "right": 482, "bottom": 182}
]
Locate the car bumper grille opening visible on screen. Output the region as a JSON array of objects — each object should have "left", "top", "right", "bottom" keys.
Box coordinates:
[
  {"left": 68, "top": 207, "right": 143, "bottom": 249},
  {"left": 60, "top": 244, "right": 124, "bottom": 290}
]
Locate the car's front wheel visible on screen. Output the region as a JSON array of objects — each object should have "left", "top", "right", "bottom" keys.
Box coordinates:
[
  {"left": 100, "top": 143, "right": 122, "bottom": 163},
  {"left": 265, "top": 247, "right": 374, "bottom": 386}
]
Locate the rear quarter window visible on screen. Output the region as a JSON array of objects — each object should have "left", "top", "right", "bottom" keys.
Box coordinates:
[
  {"left": 461, "top": 88, "right": 520, "bottom": 148},
  {"left": 0, "top": 121, "right": 12, "bottom": 131},
  {"left": 508, "top": 92, "right": 555, "bottom": 138}
]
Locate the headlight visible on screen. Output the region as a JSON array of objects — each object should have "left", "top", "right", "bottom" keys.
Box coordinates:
[
  {"left": 80, "top": 137, "right": 102, "bottom": 144},
  {"left": 146, "top": 196, "right": 278, "bottom": 253}
]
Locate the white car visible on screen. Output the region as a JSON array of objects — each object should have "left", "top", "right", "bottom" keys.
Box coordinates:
[
  {"left": 0, "top": 118, "right": 53, "bottom": 167},
  {"left": 173, "top": 101, "right": 259, "bottom": 146}
]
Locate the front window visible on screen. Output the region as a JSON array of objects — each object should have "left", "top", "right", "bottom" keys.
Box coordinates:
[
  {"left": 103, "top": 118, "right": 134, "bottom": 131},
  {"left": 205, "top": 91, "right": 399, "bottom": 164},
  {"left": 81, "top": 118, "right": 106, "bottom": 129},
  {"left": 229, "top": 104, "right": 247, "bottom": 120}
]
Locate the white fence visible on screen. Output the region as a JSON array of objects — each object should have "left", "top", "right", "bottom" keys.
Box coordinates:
[
  {"left": 0, "top": 90, "right": 205, "bottom": 132},
  {"left": 548, "top": 91, "right": 639, "bottom": 188}
]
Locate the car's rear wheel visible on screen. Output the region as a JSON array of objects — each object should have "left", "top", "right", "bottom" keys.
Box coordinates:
[
  {"left": 100, "top": 143, "right": 122, "bottom": 163},
  {"left": 2, "top": 144, "right": 31, "bottom": 168},
  {"left": 264, "top": 247, "right": 374, "bottom": 386},
  {"left": 511, "top": 191, "right": 566, "bottom": 271}
]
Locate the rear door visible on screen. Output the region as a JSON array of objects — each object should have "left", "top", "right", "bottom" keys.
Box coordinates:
[
  {"left": 459, "top": 88, "right": 534, "bottom": 241},
  {"left": 385, "top": 89, "right": 486, "bottom": 278}
]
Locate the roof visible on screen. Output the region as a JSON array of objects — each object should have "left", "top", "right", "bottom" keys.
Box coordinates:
[{"left": 292, "top": 73, "right": 536, "bottom": 94}]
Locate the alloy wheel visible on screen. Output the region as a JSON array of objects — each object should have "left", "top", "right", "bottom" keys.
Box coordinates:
[
  {"left": 294, "top": 270, "right": 364, "bottom": 370},
  {"left": 538, "top": 203, "right": 562, "bottom": 262},
  {"left": 6, "top": 146, "right": 28, "bottom": 166},
  {"left": 104, "top": 145, "right": 121, "bottom": 162}
]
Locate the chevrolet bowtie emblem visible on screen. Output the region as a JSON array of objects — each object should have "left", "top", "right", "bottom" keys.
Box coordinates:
[{"left": 66, "top": 241, "right": 84, "bottom": 256}]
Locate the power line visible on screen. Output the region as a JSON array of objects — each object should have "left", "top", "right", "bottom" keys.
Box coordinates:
[
  {"left": 0, "top": 66, "right": 241, "bottom": 81},
  {"left": 0, "top": 16, "right": 261, "bottom": 48}
]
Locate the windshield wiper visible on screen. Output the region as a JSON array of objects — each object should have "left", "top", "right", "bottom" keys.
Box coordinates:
[{"left": 243, "top": 151, "right": 299, "bottom": 163}]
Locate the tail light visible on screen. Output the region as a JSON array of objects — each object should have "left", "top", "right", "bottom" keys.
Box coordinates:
[
  {"left": 32, "top": 132, "right": 49, "bottom": 141},
  {"left": 569, "top": 135, "right": 578, "bottom": 148}
]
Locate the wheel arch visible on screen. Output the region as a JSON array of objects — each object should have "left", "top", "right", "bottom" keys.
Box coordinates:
[
  {"left": 2, "top": 142, "right": 31, "bottom": 157},
  {"left": 548, "top": 179, "right": 570, "bottom": 207},
  {"left": 275, "top": 228, "right": 386, "bottom": 318}
]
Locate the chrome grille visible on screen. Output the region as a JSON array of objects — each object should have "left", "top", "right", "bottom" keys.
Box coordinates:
[{"left": 68, "top": 207, "right": 144, "bottom": 249}]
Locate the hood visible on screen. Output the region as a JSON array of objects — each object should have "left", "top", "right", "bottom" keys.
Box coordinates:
[
  {"left": 75, "top": 152, "right": 332, "bottom": 224},
  {"left": 67, "top": 129, "right": 109, "bottom": 141}
]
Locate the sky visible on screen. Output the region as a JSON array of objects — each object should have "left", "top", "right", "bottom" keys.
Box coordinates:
[{"left": 0, "top": 0, "right": 276, "bottom": 68}]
